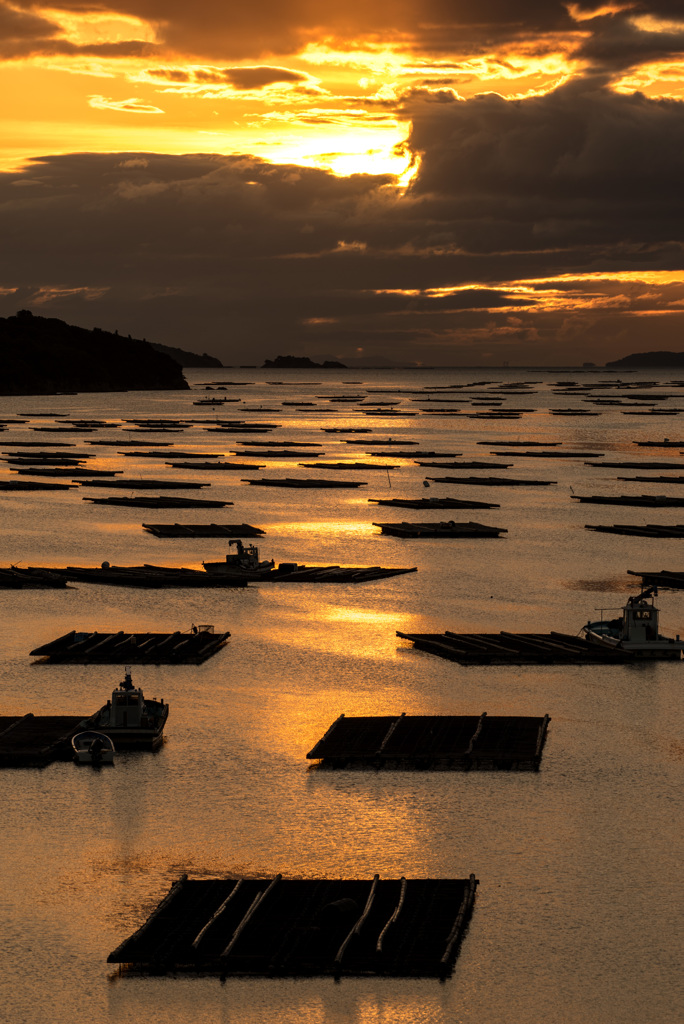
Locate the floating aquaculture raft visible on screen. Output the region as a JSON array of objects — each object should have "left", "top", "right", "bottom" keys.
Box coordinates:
[
  {"left": 83, "top": 496, "right": 232, "bottom": 508},
  {"left": 142, "top": 523, "right": 265, "bottom": 538},
  {"left": 373, "top": 521, "right": 506, "bottom": 538},
  {"left": 107, "top": 874, "right": 478, "bottom": 977},
  {"left": 0, "top": 714, "right": 91, "bottom": 767},
  {"left": 30, "top": 628, "right": 230, "bottom": 663},
  {"left": 397, "top": 630, "right": 637, "bottom": 664},
  {"left": 0, "top": 480, "right": 75, "bottom": 490},
  {"left": 307, "top": 713, "right": 549, "bottom": 770},
  {"left": 424, "top": 475, "right": 555, "bottom": 486},
  {"left": 78, "top": 478, "right": 210, "bottom": 489},
  {"left": 241, "top": 477, "right": 366, "bottom": 488},
  {"left": 585, "top": 524, "right": 684, "bottom": 537},
  {"left": 0, "top": 567, "right": 68, "bottom": 588},
  {"left": 572, "top": 495, "right": 684, "bottom": 507},
  {"left": 369, "top": 497, "right": 499, "bottom": 509},
  {"left": 27, "top": 563, "right": 415, "bottom": 585},
  {"left": 627, "top": 568, "right": 684, "bottom": 589},
  {"left": 31, "top": 565, "right": 248, "bottom": 588},
  {"left": 202, "top": 563, "right": 418, "bottom": 583}
]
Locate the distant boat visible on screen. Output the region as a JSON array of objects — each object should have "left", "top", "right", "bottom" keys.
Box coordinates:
[{"left": 72, "top": 730, "right": 115, "bottom": 765}]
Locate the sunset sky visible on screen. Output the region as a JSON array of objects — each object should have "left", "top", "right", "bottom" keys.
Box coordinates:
[{"left": 1, "top": 1, "right": 684, "bottom": 365}]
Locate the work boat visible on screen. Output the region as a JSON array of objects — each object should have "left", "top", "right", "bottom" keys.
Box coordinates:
[
  {"left": 93, "top": 670, "right": 168, "bottom": 749},
  {"left": 203, "top": 539, "right": 275, "bottom": 576},
  {"left": 582, "top": 587, "right": 684, "bottom": 659}
]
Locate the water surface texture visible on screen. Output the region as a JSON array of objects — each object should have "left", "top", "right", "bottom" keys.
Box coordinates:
[{"left": 1, "top": 368, "right": 682, "bottom": 1024}]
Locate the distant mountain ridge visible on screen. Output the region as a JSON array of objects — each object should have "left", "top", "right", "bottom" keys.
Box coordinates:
[
  {"left": 0, "top": 311, "right": 188, "bottom": 394},
  {"left": 150, "top": 342, "right": 222, "bottom": 367},
  {"left": 606, "top": 351, "right": 684, "bottom": 368},
  {"left": 262, "top": 355, "right": 347, "bottom": 368}
]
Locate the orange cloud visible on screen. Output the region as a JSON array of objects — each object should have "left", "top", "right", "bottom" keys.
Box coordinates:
[{"left": 88, "top": 94, "right": 164, "bottom": 112}]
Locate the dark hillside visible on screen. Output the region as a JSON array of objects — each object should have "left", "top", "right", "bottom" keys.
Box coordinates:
[
  {"left": 606, "top": 351, "right": 684, "bottom": 369},
  {"left": 0, "top": 311, "right": 188, "bottom": 394},
  {"left": 150, "top": 342, "right": 222, "bottom": 367}
]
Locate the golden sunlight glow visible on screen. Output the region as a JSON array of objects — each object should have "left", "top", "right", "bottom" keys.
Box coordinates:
[
  {"left": 371, "top": 271, "right": 684, "bottom": 316},
  {"left": 613, "top": 60, "right": 684, "bottom": 99},
  {"left": 630, "top": 14, "right": 684, "bottom": 34},
  {"left": 301, "top": 41, "right": 409, "bottom": 76},
  {"left": 514, "top": 270, "right": 684, "bottom": 287},
  {"left": 88, "top": 94, "right": 164, "bottom": 114},
  {"left": 0, "top": 7, "right": 679, "bottom": 177},
  {"left": 404, "top": 46, "right": 584, "bottom": 85},
  {"left": 274, "top": 521, "right": 370, "bottom": 538},
  {"left": 38, "top": 8, "right": 158, "bottom": 46},
  {"left": 567, "top": 3, "right": 635, "bottom": 21},
  {"left": 318, "top": 607, "right": 401, "bottom": 627}
]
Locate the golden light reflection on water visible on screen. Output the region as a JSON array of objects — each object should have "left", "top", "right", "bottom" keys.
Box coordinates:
[
  {"left": 318, "top": 606, "right": 399, "bottom": 627},
  {"left": 257, "top": 617, "right": 408, "bottom": 662},
  {"left": 275, "top": 520, "right": 369, "bottom": 537}
]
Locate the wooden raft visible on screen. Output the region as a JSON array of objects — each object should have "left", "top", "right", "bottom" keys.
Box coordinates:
[
  {"left": 83, "top": 496, "right": 232, "bottom": 508},
  {"left": 241, "top": 478, "right": 366, "bottom": 488},
  {"left": 30, "top": 627, "right": 230, "bottom": 663},
  {"left": 397, "top": 630, "right": 636, "bottom": 664},
  {"left": 107, "top": 874, "right": 478, "bottom": 977},
  {"left": 572, "top": 495, "right": 684, "bottom": 507},
  {"left": 0, "top": 715, "right": 92, "bottom": 767},
  {"left": 628, "top": 569, "right": 684, "bottom": 589},
  {"left": 142, "top": 523, "right": 265, "bottom": 538},
  {"left": 369, "top": 497, "right": 499, "bottom": 509},
  {"left": 307, "top": 713, "right": 549, "bottom": 770},
  {"left": 585, "top": 524, "right": 684, "bottom": 537},
  {"left": 373, "top": 521, "right": 506, "bottom": 538}
]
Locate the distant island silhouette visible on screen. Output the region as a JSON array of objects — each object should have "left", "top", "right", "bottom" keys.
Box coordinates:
[
  {"left": 0, "top": 311, "right": 188, "bottom": 395},
  {"left": 151, "top": 342, "right": 222, "bottom": 368},
  {"left": 262, "top": 355, "right": 347, "bottom": 368},
  {"left": 606, "top": 351, "right": 684, "bottom": 369}
]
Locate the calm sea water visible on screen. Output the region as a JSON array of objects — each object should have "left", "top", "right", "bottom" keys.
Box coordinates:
[{"left": 1, "top": 368, "right": 682, "bottom": 1024}]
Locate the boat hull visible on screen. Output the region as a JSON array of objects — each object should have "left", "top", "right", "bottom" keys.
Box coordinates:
[{"left": 94, "top": 698, "right": 169, "bottom": 750}]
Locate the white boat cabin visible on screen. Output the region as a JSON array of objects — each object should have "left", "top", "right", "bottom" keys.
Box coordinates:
[{"left": 583, "top": 587, "right": 684, "bottom": 658}]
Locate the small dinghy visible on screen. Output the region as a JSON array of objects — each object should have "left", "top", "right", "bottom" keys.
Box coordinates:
[{"left": 72, "top": 730, "right": 115, "bottom": 765}]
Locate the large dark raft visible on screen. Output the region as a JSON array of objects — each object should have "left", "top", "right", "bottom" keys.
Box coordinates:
[
  {"left": 22, "top": 563, "right": 417, "bottom": 585},
  {"left": 397, "top": 630, "right": 638, "bottom": 664},
  {"left": 107, "top": 874, "right": 478, "bottom": 978},
  {"left": 307, "top": 713, "right": 550, "bottom": 770},
  {"left": 0, "top": 715, "right": 89, "bottom": 767},
  {"left": 30, "top": 628, "right": 230, "bottom": 663}
]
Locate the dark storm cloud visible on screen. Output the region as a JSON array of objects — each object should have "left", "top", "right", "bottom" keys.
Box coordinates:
[
  {"left": 575, "top": 9, "right": 684, "bottom": 72},
  {"left": 1, "top": 74, "right": 683, "bottom": 364},
  {"left": 405, "top": 78, "right": 684, "bottom": 249}
]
